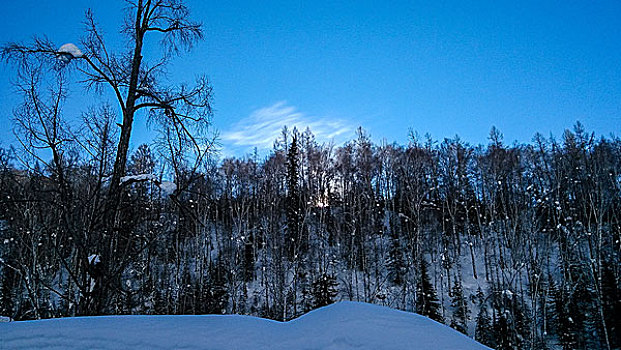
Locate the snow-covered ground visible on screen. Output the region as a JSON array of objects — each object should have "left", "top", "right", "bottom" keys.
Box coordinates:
[{"left": 0, "top": 302, "right": 490, "bottom": 350}]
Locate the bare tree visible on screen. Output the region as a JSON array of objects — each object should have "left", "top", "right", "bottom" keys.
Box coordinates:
[
  {"left": 2, "top": 0, "right": 213, "bottom": 315},
  {"left": 2, "top": 0, "right": 213, "bottom": 219}
]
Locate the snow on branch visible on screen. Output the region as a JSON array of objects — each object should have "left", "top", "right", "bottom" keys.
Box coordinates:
[
  {"left": 158, "top": 181, "right": 177, "bottom": 195},
  {"left": 87, "top": 254, "right": 101, "bottom": 265},
  {"left": 57, "top": 43, "right": 83, "bottom": 63},
  {"left": 120, "top": 174, "right": 158, "bottom": 184},
  {"left": 119, "top": 174, "right": 176, "bottom": 195}
]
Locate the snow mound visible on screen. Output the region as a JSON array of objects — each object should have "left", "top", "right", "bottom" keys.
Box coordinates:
[
  {"left": 0, "top": 301, "right": 491, "bottom": 350},
  {"left": 57, "top": 43, "right": 83, "bottom": 63}
]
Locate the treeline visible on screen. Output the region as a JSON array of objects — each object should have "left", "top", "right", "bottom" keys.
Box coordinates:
[{"left": 0, "top": 124, "right": 620, "bottom": 350}]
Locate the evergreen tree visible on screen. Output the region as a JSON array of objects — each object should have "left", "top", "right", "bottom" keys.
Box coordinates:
[
  {"left": 552, "top": 284, "right": 576, "bottom": 350},
  {"left": 128, "top": 144, "right": 156, "bottom": 175},
  {"left": 286, "top": 131, "right": 302, "bottom": 259},
  {"left": 243, "top": 232, "right": 255, "bottom": 282},
  {"left": 552, "top": 280, "right": 593, "bottom": 350},
  {"left": 387, "top": 230, "right": 406, "bottom": 286},
  {"left": 475, "top": 301, "right": 495, "bottom": 348},
  {"left": 416, "top": 260, "right": 443, "bottom": 323},
  {"left": 449, "top": 279, "right": 469, "bottom": 334},
  {"left": 490, "top": 289, "right": 530, "bottom": 350},
  {"left": 311, "top": 273, "right": 339, "bottom": 308},
  {"left": 601, "top": 262, "right": 621, "bottom": 348},
  {"left": 203, "top": 259, "right": 230, "bottom": 314},
  {"left": 0, "top": 264, "right": 16, "bottom": 318}
]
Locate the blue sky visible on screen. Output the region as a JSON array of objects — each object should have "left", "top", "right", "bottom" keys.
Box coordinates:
[{"left": 1, "top": 0, "right": 620, "bottom": 156}]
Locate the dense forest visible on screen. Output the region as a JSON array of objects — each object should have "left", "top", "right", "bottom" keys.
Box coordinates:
[
  {"left": 1, "top": 123, "right": 620, "bottom": 350},
  {"left": 0, "top": 1, "right": 620, "bottom": 349}
]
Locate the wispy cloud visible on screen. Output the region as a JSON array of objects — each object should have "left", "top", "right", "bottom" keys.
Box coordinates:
[{"left": 221, "top": 101, "right": 353, "bottom": 152}]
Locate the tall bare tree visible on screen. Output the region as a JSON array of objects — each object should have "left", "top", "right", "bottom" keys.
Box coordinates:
[
  {"left": 2, "top": 0, "right": 213, "bottom": 314},
  {"left": 2, "top": 0, "right": 212, "bottom": 219}
]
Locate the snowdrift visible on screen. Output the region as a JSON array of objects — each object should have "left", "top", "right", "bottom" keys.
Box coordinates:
[{"left": 0, "top": 301, "right": 491, "bottom": 349}]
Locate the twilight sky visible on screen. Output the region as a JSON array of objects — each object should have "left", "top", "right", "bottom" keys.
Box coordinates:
[{"left": 1, "top": 0, "right": 620, "bottom": 156}]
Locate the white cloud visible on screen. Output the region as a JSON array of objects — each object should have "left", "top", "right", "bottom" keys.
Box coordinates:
[{"left": 221, "top": 101, "right": 353, "bottom": 152}]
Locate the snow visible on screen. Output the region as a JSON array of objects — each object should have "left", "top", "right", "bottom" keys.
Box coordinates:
[
  {"left": 119, "top": 175, "right": 176, "bottom": 195},
  {"left": 87, "top": 254, "right": 100, "bottom": 265},
  {"left": 158, "top": 181, "right": 176, "bottom": 195},
  {"left": 120, "top": 174, "right": 157, "bottom": 184},
  {"left": 57, "top": 43, "right": 83, "bottom": 63},
  {"left": 0, "top": 302, "right": 490, "bottom": 350}
]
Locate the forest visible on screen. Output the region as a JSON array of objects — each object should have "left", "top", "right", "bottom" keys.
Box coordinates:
[
  {"left": 0, "top": 1, "right": 620, "bottom": 350},
  {"left": 1, "top": 123, "right": 620, "bottom": 350}
]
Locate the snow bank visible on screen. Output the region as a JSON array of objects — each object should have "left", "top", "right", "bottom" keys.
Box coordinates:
[
  {"left": 287, "top": 302, "right": 491, "bottom": 350},
  {"left": 0, "top": 302, "right": 490, "bottom": 350}
]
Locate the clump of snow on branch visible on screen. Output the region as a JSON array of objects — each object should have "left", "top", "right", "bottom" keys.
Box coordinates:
[
  {"left": 158, "top": 181, "right": 177, "bottom": 195},
  {"left": 57, "top": 43, "right": 83, "bottom": 63},
  {"left": 119, "top": 174, "right": 176, "bottom": 195},
  {"left": 120, "top": 174, "right": 158, "bottom": 184},
  {"left": 87, "top": 254, "right": 100, "bottom": 265}
]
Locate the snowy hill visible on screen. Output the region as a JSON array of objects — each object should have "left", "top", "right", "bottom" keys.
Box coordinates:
[{"left": 0, "top": 302, "right": 490, "bottom": 350}]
